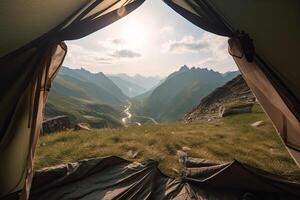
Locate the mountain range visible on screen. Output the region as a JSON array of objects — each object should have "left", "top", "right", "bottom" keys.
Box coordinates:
[
  {"left": 107, "top": 74, "right": 161, "bottom": 97},
  {"left": 45, "top": 66, "right": 240, "bottom": 128},
  {"left": 133, "top": 66, "right": 240, "bottom": 121}
]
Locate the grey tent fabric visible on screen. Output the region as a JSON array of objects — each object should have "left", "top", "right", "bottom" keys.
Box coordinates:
[
  {"left": 163, "top": 0, "right": 300, "bottom": 164},
  {"left": 0, "top": 0, "right": 145, "bottom": 198},
  {"left": 28, "top": 156, "right": 300, "bottom": 200},
  {"left": 163, "top": 0, "right": 232, "bottom": 37}
]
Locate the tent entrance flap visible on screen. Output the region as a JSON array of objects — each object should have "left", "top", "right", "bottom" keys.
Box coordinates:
[{"left": 228, "top": 37, "right": 300, "bottom": 163}]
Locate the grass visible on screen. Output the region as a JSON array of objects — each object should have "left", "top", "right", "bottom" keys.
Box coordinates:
[{"left": 35, "top": 106, "right": 300, "bottom": 180}]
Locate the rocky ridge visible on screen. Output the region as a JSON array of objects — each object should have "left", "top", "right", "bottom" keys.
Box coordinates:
[{"left": 185, "top": 75, "right": 256, "bottom": 122}]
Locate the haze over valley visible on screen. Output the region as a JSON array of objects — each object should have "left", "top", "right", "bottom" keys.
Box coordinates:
[{"left": 45, "top": 66, "right": 239, "bottom": 128}]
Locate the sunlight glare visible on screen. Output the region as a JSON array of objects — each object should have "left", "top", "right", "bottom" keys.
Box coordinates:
[{"left": 121, "top": 20, "right": 147, "bottom": 49}]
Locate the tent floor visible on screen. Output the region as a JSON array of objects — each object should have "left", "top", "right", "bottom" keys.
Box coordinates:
[{"left": 28, "top": 156, "right": 300, "bottom": 199}]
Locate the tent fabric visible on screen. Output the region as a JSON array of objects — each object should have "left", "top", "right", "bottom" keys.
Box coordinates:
[
  {"left": 228, "top": 38, "right": 300, "bottom": 163},
  {"left": 0, "top": 0, "right": 145, "bottom": 198},
  {"left": 1, "top": 0, "right": 300, "bottom": 198},
  {"left": 163, "top": 0, "right": 300, "bottom": 163},
  {"left": 0, "top": 43, "right": 67, "bottom": 198},
  {"left": 27, "top": 156, "right": 300, "bottom": 199},
  {"left": 163, "top": 0, "right": 232, "bottom": 37}
]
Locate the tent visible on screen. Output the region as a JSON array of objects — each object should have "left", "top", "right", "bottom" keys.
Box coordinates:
[
  {"left": 0, "top": 0, "right": 299, "bottom": 199},
  {"left": 28, "top": 156, "right": 300, "bottom": 199}
]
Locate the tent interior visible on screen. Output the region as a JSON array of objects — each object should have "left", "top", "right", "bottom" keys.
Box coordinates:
[{"left": 0, "top": 0, "right": 300, "bottom": 199}]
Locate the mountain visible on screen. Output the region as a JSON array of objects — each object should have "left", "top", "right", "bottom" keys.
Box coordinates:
[
  {"left": 59, "top": 67, "right": 128, "bottom": 102},
  {"left": 110, "top": 73, "right": 162, "bottom": 91},
  {"left": 45, "top": 67, "right": 128, "bottom": 128},
  {"left": 108, "top": 75, "right": 147, "bottom": 97},
  {"left": 134, "top": 66, "right": 240, "bottom": 121},
  {"left": 185, "top": 74, "right": 255, "bottom": 122},
  {"left": 222, "top": 71, "right": 241, "bottom": 81}
]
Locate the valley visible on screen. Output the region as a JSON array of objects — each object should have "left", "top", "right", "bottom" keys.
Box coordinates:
[
  {"left": 45, "top": 66, "right": 239, "bottom": 130},
  {"left": 38, "top": 65, "right": 300, "bottom": 181}
]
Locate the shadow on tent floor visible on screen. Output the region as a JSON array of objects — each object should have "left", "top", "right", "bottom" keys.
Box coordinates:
[{"left": 28, "top": 156, "right": 300, "bottom": 200}]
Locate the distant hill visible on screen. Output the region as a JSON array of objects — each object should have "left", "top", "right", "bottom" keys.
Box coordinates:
[
  {"left": 110, "top": 73, "right": 162, "bottom": 91},
  {"left": 134, "top": 66, "right": 240, "bottom": 121},
  {"left": 59, "top": 67, "right": 128, "bottom": 103},
  {"left": 45, "top": 67, "right": 128, "bottom": 128},
  {"left": 185, "top": 74, "right": 255, "bottom": 122},
  {"left": 107, "top": 75, "right": 147, "bottom": 97}
]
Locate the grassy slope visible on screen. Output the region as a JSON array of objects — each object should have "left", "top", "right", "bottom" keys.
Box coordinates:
[{"left": 35, "top": 106, "right": 300, "bottom": 180}]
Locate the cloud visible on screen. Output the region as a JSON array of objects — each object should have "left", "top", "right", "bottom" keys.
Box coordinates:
[
  {"left": 97, "top": 37, "right": 142, "bottom": 59},
  {"left": 110, "top": 38, "right": 125, "bottom": 45},
  {"left": 191, "top": 33, "right": 236, "bottom": 72},
  {"left": 98, "top": 37, "right": 125, "bottom": 49},
  {"left": 111, "top": 49, "right": 142, "bottom": 58},
  {"left": 64, "top": 42, "right": 143, "bottom": 70},
  {"left": 162, "top": 36, "right": 210, "bottom": 53},
  {"left": 161, "top": 33, "right": 236, "bottom": 72},
  {"left": 162, "top": 33, "right": 230, "bottom": 60},
  {"left": 159, "top": 26, "right": 174, "bottom": 35},
  {"left": 64, "top": 44, "right": 113, "bottom": 67}
]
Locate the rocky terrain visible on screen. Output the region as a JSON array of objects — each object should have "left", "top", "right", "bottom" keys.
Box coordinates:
[
  {"left": 42, "top": 116, "right": 71, "bottom": 134},
  {"left": 185, "top": 75, "right": 256, "bottom": 122}
]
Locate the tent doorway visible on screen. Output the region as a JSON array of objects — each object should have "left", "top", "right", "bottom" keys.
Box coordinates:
[{"left": 1, "top": 0, "right": 300, "bottom": 199}]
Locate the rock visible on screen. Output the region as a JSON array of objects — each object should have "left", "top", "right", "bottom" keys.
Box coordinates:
[
  {"left": 177, "top": 150, "right": 187, "bottom": 164},
  {"left": 182, "top": 146, "right": 191, "bottom": 152},
  {"left": 42, "top": 115, "right": 70, "bottom": 134},
  {"left": 177, "top": 150, "right": 187, "bottom": 157},
  {"left": 185, "top": 75, "right": 256, "bottom": 122},
  {"left": 126, "top": 150, "right": 139, "bottom": 159},
  {"left": 74, "top": 123, "right": 91, "bottom": 131},
  {"left": 172, "top": 168, "right": 179, "bottom": 174},
  {"left": 251, "top": 120, "right": 264, "bottom": 127},
  {"left": 219, "top": 103, "right": 254, "bottom": 117}
]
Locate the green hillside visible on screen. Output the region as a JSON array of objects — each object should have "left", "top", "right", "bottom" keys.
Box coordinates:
[
  {"left": 134, "top": 66, "right": 240, "bottom": 121},
  {"left": 45, "top": 67, "right": 128, "bottom": 128},
  {"left": 59, "top": 67, "right": 128, "bottom": 102},
  {"left": 46, "top": 92, "right": 125, "bottom": 128},
  {"left": 35, "top": 104, "right": 300, "bottom": 180}
]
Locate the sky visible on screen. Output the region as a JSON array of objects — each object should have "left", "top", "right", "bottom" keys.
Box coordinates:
[{"left": 63, "top": 0, "right": 237, "bottom": 77}]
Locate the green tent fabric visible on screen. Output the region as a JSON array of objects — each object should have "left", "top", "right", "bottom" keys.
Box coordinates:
[
  {"left": 26, "top": 156, "right": 300, "bottom": 199},
  {"left": 163, "top": 0, "right": 300, "bottom": 164},
  {"left": 0, "top": 0, "right": 145, "bottom": 198}
]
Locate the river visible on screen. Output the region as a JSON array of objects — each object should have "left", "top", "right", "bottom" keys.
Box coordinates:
[
  {"left": 121, "top": 102, "right": 141, "bottom": 127},
  {"left": 121, "top": 102, "right": 158, "bottom": 127}
]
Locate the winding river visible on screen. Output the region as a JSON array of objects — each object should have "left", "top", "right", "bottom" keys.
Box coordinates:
[
  {"left": 121, "top": 102, "right": 141, "bottom": 127},
  {"left": 121, "top": 102, "right": 158, "bottom": 127}
]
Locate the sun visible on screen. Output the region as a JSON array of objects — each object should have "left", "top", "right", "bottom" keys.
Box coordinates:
[{"left": 121, "top": 20, "right": 147, "bottom": 49}]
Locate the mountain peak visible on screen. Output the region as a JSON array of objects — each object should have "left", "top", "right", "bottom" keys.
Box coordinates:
[
  {"left": 179, "top": 65, "right": 189, "bottom": 71},
  {"left": 96, "top": 72, "right": 105, "bottom": 76},
  {"left": 80, "top": 67, "right": 89, "bottom": 72}
]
